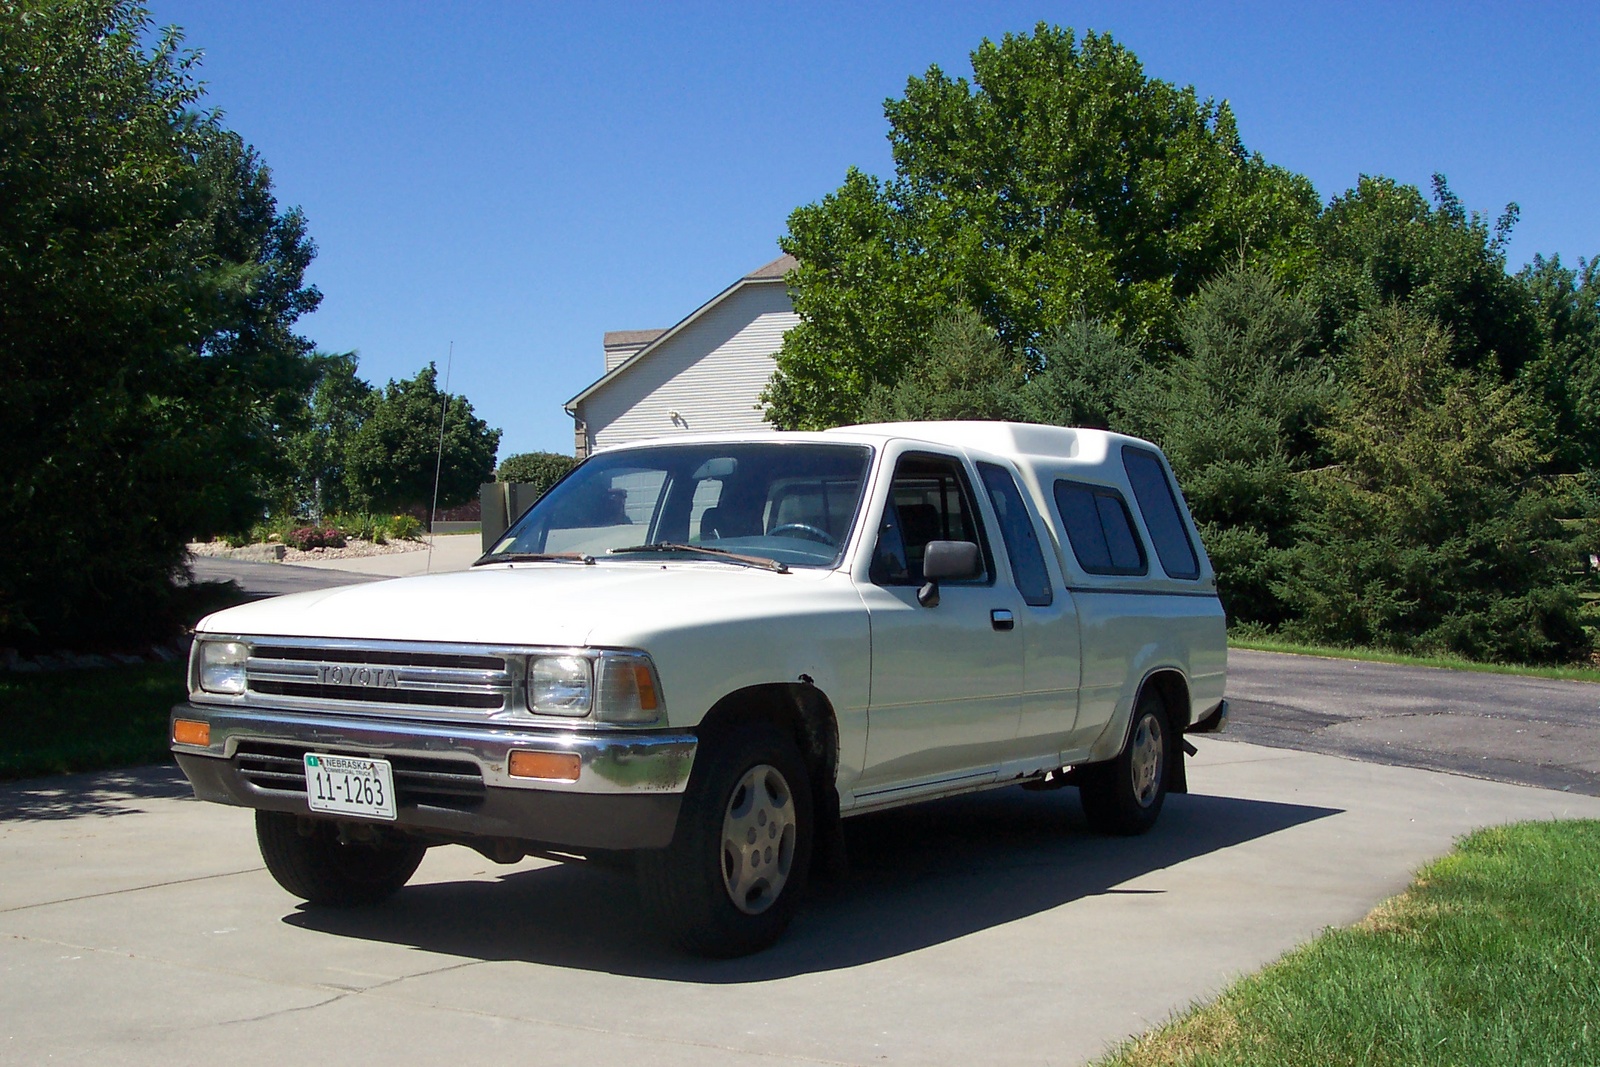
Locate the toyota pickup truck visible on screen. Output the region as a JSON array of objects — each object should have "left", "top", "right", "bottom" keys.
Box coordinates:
[{"left": 172, "top": 420, "right": 1228, "bottom": 956}]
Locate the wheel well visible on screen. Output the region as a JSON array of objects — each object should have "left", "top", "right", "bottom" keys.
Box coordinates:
[
  {"left": 1143, "top": 670, "right": 1191, "bottom": 730},
  {"left": 696, "top": 683, "right": 839, "bottom": 788},
  {"left": 1141, "top": 669, "right": 1191, "bottom": 794}
]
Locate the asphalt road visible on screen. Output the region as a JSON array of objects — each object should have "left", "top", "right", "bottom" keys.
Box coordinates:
[
  {"left": 1227, "top": 649, "right": 1600, "bottom": 797},
  {"left": 187, "top": 556, "right": 380, "bottom": 597}
]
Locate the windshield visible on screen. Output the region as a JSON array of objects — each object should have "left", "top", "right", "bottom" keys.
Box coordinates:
[{"left": 486, "top": 442, "right": 873, "bottom": 569}]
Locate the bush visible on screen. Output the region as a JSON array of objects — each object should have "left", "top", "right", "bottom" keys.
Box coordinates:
[
  {"left": 327, "top": 512, "right": 377, "bottom": 541},
  {"left": 388, "top": 514, "right": 422, "bottom": 540},
  {"left": 284, "top": 526, "right": 345, "bottom": 551},
  {"left": 496, "top": 451, "right": 578, "bottom": 495}
]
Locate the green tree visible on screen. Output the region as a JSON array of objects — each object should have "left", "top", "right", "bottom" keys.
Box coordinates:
[
  {"left": 858, "top": 307, "right": 1027, "bottom": 423},
  {"left": 1275, "top": 307, "right": 1587, "bottom": 664},
  {"left": 1305, "top": 175, "right": 1538, "bottom": 380},
  {"left": 1515, "top": 254, "right": 1600, "bottom": 473},
  {"left": 765, "top": 24, "right": 1319, "bottom": 429},
  {"left": 1131, "top": 267, "right": 1330, "bottom": 625},
  {"left": 0, "top": 0, "right": 320, "bottom": 643},
  {"left": 496, "top": 451, "right": 577, "bottom": 496},
  {"left": 279, "top": 352, "right": 374, "bottom": 520},
  {"left": 1017, "top": 317, "right": 1145, "bottom": 431},
  {"left": 344, "top": 364, "right": 501, "bottom": 515}
]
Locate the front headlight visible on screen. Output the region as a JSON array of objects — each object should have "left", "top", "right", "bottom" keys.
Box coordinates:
[
  {"left": 529, "top": 655, "right": 592, "bottom": 715},
  {"left": 524, "top": 650, "right": 664, "bottom": 724},
  {"left": 197, "top": 640, "right": 248, "bottom": 695}
]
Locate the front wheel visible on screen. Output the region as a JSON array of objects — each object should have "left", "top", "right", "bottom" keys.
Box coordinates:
[
  {"left": 1078, "top": 689, "right": 1172, "bottom": 836},
  {"left": 255, "top": 811, "right": 426, "bottom": 906},
  {"left": 638, "top": 721, "right": 813, "bottom": 956}
]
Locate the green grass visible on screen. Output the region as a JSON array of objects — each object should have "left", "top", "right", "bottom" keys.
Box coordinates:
[
  {"left": 1229, "top": 635, "right": 1600, "bottom": 684},
  {"left": 1098, "top": 821, "right": 1600, "bottom": 1067},
  {"left": 0, "top": 661, "right": 185, "bottom": 780}
]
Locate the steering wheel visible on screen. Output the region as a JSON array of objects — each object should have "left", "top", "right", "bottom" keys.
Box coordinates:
[{"left": 768, "top": 523, "right": 837, "bottom": 546}]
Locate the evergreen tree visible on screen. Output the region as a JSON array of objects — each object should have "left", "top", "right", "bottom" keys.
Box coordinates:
[
  {"left": 1275, "top": 307, "right": 1586, "bottom": 663},
  {"left": 858, "top": 308, "right": 1027, "bottom": 423}
]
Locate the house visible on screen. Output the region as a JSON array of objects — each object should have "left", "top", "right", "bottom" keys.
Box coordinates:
[{"left": 564, "top": 254, "right": 799, "bottom": 458}]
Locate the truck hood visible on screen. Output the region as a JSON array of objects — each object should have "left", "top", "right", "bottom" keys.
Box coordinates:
[{"left": 196, "top": 562, "right": 843, "bottom": 648}]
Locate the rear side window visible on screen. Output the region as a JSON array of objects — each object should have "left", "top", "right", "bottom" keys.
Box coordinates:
[
  {"left": 1053, "top": 480, "right": 1146, "bottom": 576},
  {"left": 977, "top": 463, "right": 1053, "bottom": 606},
  {"left": 1122, "top": 446, "right": 1200, "bottom": 579}
]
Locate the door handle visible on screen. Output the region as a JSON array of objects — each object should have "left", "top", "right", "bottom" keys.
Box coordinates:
[{"left": 990, "top": 609, "right": 1014, "bottom": 632}]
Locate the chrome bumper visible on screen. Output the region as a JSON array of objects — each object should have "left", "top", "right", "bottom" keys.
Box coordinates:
[{"left": 170, "top": 702, "right": 697, "bottom": 850}]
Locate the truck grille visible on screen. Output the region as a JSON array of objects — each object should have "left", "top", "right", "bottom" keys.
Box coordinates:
[
  {"left": 236, "top": 741, "right": 487, "bottom": 809},
  {"left": 241, "top": 640, "right": 515, "bottom": 716}
]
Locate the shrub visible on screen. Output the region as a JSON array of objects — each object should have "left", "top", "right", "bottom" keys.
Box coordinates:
[
  {"left": 284, "top": 526, "right": 345, "bottom": 551},
  {"left": 388, "top": 514, "right": 422, "bottom": 540},
  {"left": 328, "top": 512, "right": 377, "bottom": 541},
  {"left": 496, "top": 451, "right": 577, "bottom": 495}
]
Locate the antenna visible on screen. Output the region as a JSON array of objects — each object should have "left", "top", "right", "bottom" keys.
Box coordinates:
[{"left": 427, "top": 341, "right": 454, "bottom": 574}]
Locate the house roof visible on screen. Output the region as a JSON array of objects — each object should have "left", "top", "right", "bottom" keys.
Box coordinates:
[
  {"left": 603, "top": 329, "right": 668, "bottom": 348},
  {"left": 565, "top": 253, "right": 797, "bottom": 413},
  {"left": 744, "top": 254, "right": 797, "bottom": 280}
]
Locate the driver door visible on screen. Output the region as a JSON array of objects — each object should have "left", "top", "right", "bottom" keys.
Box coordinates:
[{"left": 855, "top": 451, "right": 1024, "bottom": 796}]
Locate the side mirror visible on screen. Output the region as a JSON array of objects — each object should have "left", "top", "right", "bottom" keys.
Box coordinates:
[{"left": 918, "top": 540, "right": 981, "bottom": 607}]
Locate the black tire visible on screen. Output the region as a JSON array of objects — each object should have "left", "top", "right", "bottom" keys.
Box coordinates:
[
  {"left": 638, "top": 721, "right": 813, "bottom": 957},
  {"left": 255, "top": 811, "right": 426, "bottom": 907},
  {"left": 1078, "top": 688, "right": 1172, "bottom": 836}
]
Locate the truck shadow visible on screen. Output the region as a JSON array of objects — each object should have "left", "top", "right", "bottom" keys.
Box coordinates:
[{"left": 283, "top": 786, "right": 1341, "bottom": 980}]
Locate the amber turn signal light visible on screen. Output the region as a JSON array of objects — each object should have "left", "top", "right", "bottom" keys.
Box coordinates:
[
  {"left": 631, "top": 663, "right": 659, "bottom": 711},
  {"left": 172, "top": 719, "right": 210, "bottom": 747},
  {"left": 508, "top": 750, "right": 581, "bottom": 782}
]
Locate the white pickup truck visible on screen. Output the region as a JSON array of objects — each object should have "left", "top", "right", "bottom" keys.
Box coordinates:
[{"left": 173, "top": 421, "right": 1227, "bottom": 956}]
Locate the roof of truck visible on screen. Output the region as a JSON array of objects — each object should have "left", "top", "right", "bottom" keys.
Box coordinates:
[{"left": 589, "top": 421, "right": 1159, "bottom": 470}]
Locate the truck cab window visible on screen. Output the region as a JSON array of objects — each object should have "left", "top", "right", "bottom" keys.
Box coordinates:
[
  {"left": 871, "top": 453, "right": 991, "bottom": 585},
  {"left": 978, "top": 462, "right": 1054, "bottom": 606}
]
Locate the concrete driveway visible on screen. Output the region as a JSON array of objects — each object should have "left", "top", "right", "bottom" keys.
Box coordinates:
[{"left": 4, "top": 741, "right": 1597, "bottom": 1066}]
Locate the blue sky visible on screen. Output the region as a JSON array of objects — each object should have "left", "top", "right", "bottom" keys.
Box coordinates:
[{"left": 147, "top": 1, "right": 1600, "bottom": 459}]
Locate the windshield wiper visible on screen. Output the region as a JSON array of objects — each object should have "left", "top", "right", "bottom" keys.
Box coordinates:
[
  {"left": 608, "top": 542, "right": 789, "bottom": 574},
  {"left": 473, "top": 552, "right": 595, "bottom": 567}
]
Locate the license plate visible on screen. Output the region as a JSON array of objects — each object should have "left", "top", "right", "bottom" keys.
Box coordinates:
[{"left": 303, "top": 753, "right": 397, "bottom": 820}]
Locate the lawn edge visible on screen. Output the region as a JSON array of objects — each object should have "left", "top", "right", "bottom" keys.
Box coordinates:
[{"left": 1229, "top": 637, "right": 1600, "bottom": 684}]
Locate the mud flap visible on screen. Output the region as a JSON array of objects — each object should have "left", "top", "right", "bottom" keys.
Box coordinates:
[
  {"left": 812, "top": 779, "right": 849, "bottom": 880},
  {"left": 1170, "top": 738, "right": 1194, "bottom": 794}
]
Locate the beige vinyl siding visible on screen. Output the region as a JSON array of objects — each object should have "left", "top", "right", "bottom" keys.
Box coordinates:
[
  {"left": 604, "top": 341, "right": 649, "bottom": 373},
  {"left": 582, "top": 283, "right": 796, "bottom": 451}
]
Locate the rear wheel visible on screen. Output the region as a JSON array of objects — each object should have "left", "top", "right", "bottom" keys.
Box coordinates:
[
  {"left": 255, "top": 811, "right": 426, "bottom": 906},
  {"left": 638, "top": 721, "right": 813, "bottom": 956},
  {"left": 1078, "top": 688, "right": 1172, "bottom": 836}
]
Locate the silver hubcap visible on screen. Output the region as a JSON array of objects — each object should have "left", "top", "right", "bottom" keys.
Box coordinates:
[
  {"left": 1129, "top": 712, "right": 1164, "bottom": 808},
  {"left": 720, "top": 764, "right": 797, "bottom": 915}
]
